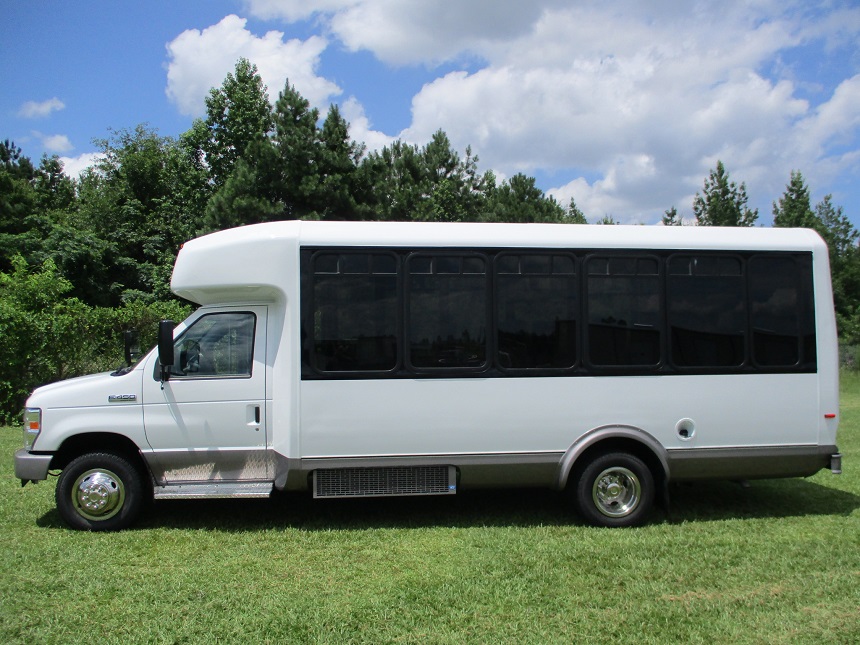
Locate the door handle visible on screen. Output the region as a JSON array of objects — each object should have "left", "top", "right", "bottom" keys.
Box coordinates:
[{"left": 247, "top": 405, "right": 261, "bottom": 429}]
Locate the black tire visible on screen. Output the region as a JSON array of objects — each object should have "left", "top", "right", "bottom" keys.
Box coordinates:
[
  {"left": 572, "top": 452, "right": 655, "bottom": 528},
  {"left": 55, "top": 452, "right": 146, "bottom": 531}
]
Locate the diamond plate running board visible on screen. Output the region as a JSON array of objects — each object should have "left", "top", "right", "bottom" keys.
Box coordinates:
[{"left": 153, "top": 481, "right": 273, "bottom": 500}]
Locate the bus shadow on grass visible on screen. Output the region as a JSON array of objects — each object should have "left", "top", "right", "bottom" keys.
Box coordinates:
[{"left": 37, "top": 476, "right": 859, "bottom": 531}]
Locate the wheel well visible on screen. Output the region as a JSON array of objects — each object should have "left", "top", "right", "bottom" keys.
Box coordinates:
[
  {"left": 567, "top": 437, "right": 666, "bottom": 492},
  {"left": 50, "top": 433, "right": 149, "bottom": 477}
]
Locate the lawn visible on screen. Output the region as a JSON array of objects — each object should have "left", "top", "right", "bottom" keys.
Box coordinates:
[{"left": 1, "top": 375, "right": 858, "bottom": 644}]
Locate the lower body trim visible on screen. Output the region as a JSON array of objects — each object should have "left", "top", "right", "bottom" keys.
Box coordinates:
[
  {"left": 667, "top": 445, "right": 838, "bottom": 481},
  {"left": 286, "top": 452, "right": 563, "bottom": 492}
]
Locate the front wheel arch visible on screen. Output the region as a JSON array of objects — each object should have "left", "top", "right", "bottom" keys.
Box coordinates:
[{"left": 50, "top": 432, "right": 148, "bottom": 474}]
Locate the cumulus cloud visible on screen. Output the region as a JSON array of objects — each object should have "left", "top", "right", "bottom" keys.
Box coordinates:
[
  {"left": 18, "top": 97, "right": 65, "bottom": 119},
  {"left": 244, "top": 1, "right": 860, "bottom": 223},
  {"left": 327, "top": 0, "right": 565, "bottom": 65},
  {"left": 32, "top": 132, "right": 73, "bottom": 153},
  {"left": 390, "top": 2, "right": 859, "bottom": 222},
  {"left": 243, "top": 0, "right": 354, "bottom": 22},
  {"left": 339, "top": 97, "right": 395, "bottom": 153},
  {"left": 59, "top": 152, "right": 103, "bottom": 178},
  {"left": 165, "top": 14, "right": 341, "bottom": 117},
  {"left": 244, "top": 0, "right": 566, "bottom": 64}
]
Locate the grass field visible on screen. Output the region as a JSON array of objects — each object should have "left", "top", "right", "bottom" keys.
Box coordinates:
[{"left": 1, "top": 375, "right": 858, "bottom": 644}]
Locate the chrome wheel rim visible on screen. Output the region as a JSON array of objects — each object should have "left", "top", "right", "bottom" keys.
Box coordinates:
[
  {"left": 72, "top": 468, "right": 125, "bottom": 521},
  {"left": 592, "top": 466, "right": 641, "bottom": 518}
]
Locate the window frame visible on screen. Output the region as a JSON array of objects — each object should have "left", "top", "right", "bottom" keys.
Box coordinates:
[
  {"left": 583, "top": 252, "right": 665, "bottom": 372},
  {"left": 299, "top": 247, "right": 818, "bottom": 381},
  {"left": 493, "top": 251, "right": 580, "bottom": 374},
  {"left": 404, "top": 251, "right": 492, "bottom": 374},
  {"left": 747, "top": 253, "right": 816, "bottom": 371},
  {"left": 665, "top": 252, "right": 748, "bottom": 372},
  {"left": 157, "top": 311, "right": 257, "bottom": 381},
  {"left": 306, "top": 249, "right": 402, "bottom": 377}
]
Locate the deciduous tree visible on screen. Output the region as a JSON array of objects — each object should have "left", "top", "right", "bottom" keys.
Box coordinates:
[{"left": 201, "top": 58, "right": 273, "bottom": 189}]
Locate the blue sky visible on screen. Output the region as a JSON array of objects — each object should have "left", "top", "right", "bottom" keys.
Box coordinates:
[{"left": 3, "top": 0, "right": 859, "bottom": 227}]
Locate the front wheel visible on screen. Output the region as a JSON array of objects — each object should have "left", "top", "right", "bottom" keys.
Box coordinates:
[
  {"left": 572, "top": 452, "right": 655, "bottom": 528},
  {"left": 55, "top": 452, "right": 146, "bottom": 531}
]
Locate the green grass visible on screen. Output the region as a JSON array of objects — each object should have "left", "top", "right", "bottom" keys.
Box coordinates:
[{"left": 2, "top": 375, "right": 859, "bottom": 644}]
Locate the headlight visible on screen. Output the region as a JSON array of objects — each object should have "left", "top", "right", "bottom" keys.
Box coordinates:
[{"left": 23, "top": 408, "right": 41, "bottom": 450}]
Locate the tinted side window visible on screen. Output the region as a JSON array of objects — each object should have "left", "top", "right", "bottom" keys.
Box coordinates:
[
  {"left": 312, "top": 252, "right": 398, "bottom": 372},
  {"left": 798, "top": 255, "right": 817, "bottom": 368},
  {"left": 496, "top": 253, "right": 577, "bottom": 369},
  {"left": 749, "top": 256, "right": 806, "bottom": 367},
  {"left": 668, "top": 255, "right": 746, "bottom": 367},
  {"left": 408, "top": 254, "right": 488, "bottom": 369},
  {"left": 171, "top": 312, "right": 256, "bottom": 378},
  {"left": 587, "top": 256, "right": 661, "bottom": 367}
]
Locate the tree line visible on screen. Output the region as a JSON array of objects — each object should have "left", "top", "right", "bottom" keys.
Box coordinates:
[{"left": 1, "top": 58, "right": 858, "bottom": 419}]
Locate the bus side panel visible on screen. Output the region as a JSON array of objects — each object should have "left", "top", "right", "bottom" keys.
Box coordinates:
[{"left": 298, "top": 373, "right": 822, "bottom": 483}]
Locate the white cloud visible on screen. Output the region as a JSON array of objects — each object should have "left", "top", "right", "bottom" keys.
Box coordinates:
[
  {"left": 329, "top": 0, "right": 564, "bottom": 65},
  {"left": 165, "top": 14, "right": 341, "bottom": 117},
  {"left": 797, "top": 74, "right": 860, "bottom": 149},
  {"left": 59, "top": 152, "right": 103, "bottom": 178},
  {"left": 245, "top": 1, "right": 860, "bottom": 223},
  {"left": 389, "top": 2, "right": 860, "bottom": 222},
  {"left": 339, "top": 97, "right": 395, "bottom": 153},
  {"left": 18, "top": 97, "right": 65, "bottom": 119},
  {"left": 32, "top": 132, "right": 74, "bottom": 153},
  {"left": 245, "top": 0, "right": 568, "bottom": 65},
  {"left": 243, "top": 0, "right": 354, "bottom": 22}
]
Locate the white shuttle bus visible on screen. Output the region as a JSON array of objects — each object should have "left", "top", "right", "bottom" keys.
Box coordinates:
[{"left": 15, "top": 221, "right": 842, "bottom": 530}]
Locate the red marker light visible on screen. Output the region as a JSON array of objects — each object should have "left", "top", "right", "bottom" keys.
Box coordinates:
[{"left": 824, "top": 413, "right": 836, "bottom": 419}]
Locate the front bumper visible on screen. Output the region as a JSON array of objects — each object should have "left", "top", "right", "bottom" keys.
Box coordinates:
[{"left": 14, "top": 449, "right": 53, "bottom": 483}]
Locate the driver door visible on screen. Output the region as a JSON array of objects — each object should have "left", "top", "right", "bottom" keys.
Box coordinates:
[{"left": 142, "top": 307, "right": 268, "bottom": 483}]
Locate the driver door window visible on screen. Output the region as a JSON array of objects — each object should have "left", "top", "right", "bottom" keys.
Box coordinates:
[{"left": 170, "top": 312, "right": 256, "bottom": 378}]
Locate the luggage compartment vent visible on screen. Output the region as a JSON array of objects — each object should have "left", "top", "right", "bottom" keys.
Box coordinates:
[{"left": 313, "top": 465, "right": 456, "bottom": 498}]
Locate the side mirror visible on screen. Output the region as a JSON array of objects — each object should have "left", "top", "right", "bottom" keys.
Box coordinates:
[
  {"left": 158, "top": 320, "right": 176, "bottom": 381},
  {"left": 123, "top": 330, "right": 140, "bottom": 366}
]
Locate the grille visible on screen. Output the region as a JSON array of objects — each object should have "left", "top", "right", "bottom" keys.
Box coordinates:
[{"left": 313, "top": 465, "right": 457, "bottom": 498}]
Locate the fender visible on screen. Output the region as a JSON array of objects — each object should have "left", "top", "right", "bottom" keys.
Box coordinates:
[{"left": 556, "top": 424, "right": 670, "bottom": 490}]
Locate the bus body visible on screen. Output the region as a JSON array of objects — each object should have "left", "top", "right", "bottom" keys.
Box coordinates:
[{"left": 15, "top": 221, "right": 842, "bottom": 529}]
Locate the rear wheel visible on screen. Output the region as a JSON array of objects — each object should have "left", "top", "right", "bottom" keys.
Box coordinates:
[
  {"left": 573, "top": 452, "right": 655, "bottom": 527},
  {"left": 55, "top": 452, "right": 146, "bottom": 531}
]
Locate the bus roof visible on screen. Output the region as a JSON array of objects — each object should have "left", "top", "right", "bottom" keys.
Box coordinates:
[
  {"left": 171, "top": 221, "right": 827, "bottom": 305},
  {"left": 192, "top": 220, "right": 825, "bottom": 251}
]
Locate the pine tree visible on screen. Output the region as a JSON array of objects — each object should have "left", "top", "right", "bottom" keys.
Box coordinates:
[
  {"left": 270, "top": 80, "right": 321, "bottom": 219},
  {"left": 816, "top": 195, "right": 860, "bottom": 342},
  {"left": 662, "top": 206, "right": 682, "bottom": 226},
  {"left": 315, "top": 104, "right": 363, "bottom": 220},
  {"left": 483, "top": 174, "right": 566, "bottom": 223},
  {"left": 567, "top": 198, "right": 587, "bottom": 224},
  {"left": 773, "top": 171, "right": 817, "bottom": 229},
  {"left": 692, "top": 161, "right": 758, "bottom": 226}
]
